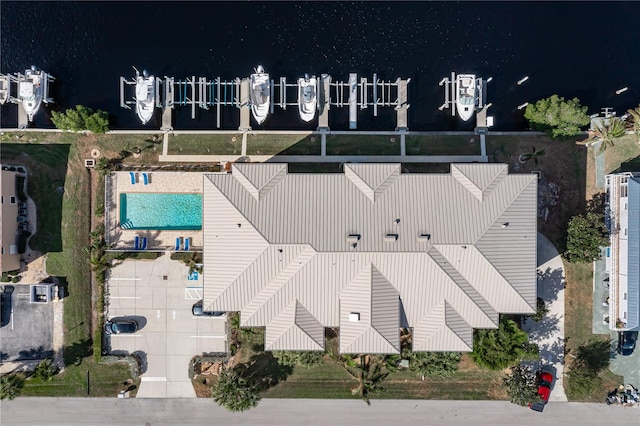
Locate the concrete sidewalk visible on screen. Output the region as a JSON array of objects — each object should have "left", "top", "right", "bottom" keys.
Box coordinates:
[{"left": 522, "top": 233, "right": 568, "bottom": 402}]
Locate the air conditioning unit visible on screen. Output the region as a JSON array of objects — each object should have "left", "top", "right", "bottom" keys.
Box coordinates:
[{"left": 85, "top": 159, "right": 95, "bottom": 168}]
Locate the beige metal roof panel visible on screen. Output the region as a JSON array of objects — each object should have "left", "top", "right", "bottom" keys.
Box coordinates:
[
  {"left": 264, "top": 301, "right": 324, "bottom": 351},
  {"left": 203, "top": 164, "right": 537, "bottom": 353},
  {"left": 435, "top": 245, "right": 531, "bottom": 313}
]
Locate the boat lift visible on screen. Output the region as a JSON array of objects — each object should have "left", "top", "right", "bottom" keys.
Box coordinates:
[
  {"left": 439, "top": 72, "right": 489, "bottom": 117},
  {"left": 3, "top": 68, "right": 55, "bottom": 126},
  {"left": 119, "top": 70, "right": 410, "bottom": 130}
]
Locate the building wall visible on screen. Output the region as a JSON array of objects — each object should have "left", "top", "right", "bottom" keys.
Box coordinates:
[{"left": 1, "top": 170, "right": 21, "bottom": 272}]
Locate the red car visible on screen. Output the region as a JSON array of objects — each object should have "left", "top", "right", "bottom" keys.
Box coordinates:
[{"left": 529, "top": 369, "right": 554, "bottom": 412}]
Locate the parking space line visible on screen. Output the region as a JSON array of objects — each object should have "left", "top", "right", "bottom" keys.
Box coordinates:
[
  {"left": 190, "top": 335, "right": 226, "bottom": 339},
  {"left": 109, "top": 296, "right": 142, "bottom": 299},
  {"left": 109, "top": 278, "right": 142, "bottom": 281}
]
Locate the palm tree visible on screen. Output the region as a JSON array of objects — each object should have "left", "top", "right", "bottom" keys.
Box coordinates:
[
  {"left": 626, "top": 105, "right": 640, "bottom": 142},
  {"left": 592, "top": 117, "right": 626, "bottom": 152},
  {"left": 342, "top": 355, "right": 389, "bottom": 405},
  {"left": 211, "top": 367, "right": 261, "bottom": 412},
  {"left": 0, "top": 374, "right": 25, "bottom": 400},
  {"left": 518, "top": 146, "right": 546, "bottom": 165}
]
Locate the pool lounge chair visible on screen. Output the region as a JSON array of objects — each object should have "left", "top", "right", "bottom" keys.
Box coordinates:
[
  {"left": 141, "top": 237, "right": 148, "bottom": 250},
  {"left": 175, "top": 237, "right": 182, "bottom": 251},
  {"left": 184, "top": 237, "right": 190, "bottom": 251},
  {"left": 134, "top": 235, "right": 140, "bottom": 250},
  {"left": 142, "top": 172, "right": 149, "bottom": 185},
  {"left": 129, "top": 171, "right": 136, "bottom": 185}
]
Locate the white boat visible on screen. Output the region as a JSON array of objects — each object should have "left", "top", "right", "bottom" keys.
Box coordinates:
[
  {"left": 456, "top": 74, "right": 476, "bottom": 121},
  {"left": 250, "top": 65, "right": 270, "bottom": 124},
  {"left": 19, "top": 66, "right": 45, "bottom": 121},
  {"left": 0, "top": 74, "right": 9, "bottom": 105},
  {"left": 297, "top": 74, "right": 317, "bottom": 122},
  {"left": 135, "top": 68, "right": 155, "bottom": 125}
]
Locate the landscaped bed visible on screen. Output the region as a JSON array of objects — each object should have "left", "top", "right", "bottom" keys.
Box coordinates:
[{"left": 405, "top": 135, "right": 481, "bottom": 156}]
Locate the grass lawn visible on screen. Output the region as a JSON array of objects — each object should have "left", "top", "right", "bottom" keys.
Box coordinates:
[
  {"left": 21, "top": 359, "right": 135, "bottom": 397},
  {"left": 405, "top": 135, "right": 480, "bottom": 156},
  {"left": 1, "top": 134, "right": 135, "bottom": 396},
  {"left": 168, "top": 133, "right": 242, "bottom": 155},
  {"left": 245, "top": 133, "right": 320, "bottom": 156},
  {"left": 563, "top": 261, "right": 623, "bottom": 401},
  {"left": 326, "top": 135, "right": 401, "bottom": 156},
  {"left": 263, "top": 354, "right": 507, "bottom": 400},
  {"left": 604, "top": 134, "right": 640, "bottom": 173}
]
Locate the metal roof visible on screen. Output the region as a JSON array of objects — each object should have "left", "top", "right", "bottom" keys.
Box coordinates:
[
  {"left": 203, "top": 163, "right": 537, "bottom": 353},
  {"left": 626, "top": 178, "right": 640, "bottom": 329}
]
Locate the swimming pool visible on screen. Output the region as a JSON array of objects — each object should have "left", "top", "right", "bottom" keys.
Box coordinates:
[{"left": 119, "top": 193, "right": 202, "bottom": 230}]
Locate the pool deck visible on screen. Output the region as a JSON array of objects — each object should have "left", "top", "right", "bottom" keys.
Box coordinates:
[{"left": 105, "top": 171, "right": 207, "bottom": 251}]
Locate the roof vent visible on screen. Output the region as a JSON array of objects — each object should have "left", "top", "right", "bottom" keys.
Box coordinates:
[
  {"left": 347, "top": 233, "right": 361, "bottom": 242},
  {"left": 351, "top": 243, "right": 358, "bottom": 250},
  {"left": 501, "top": 222, "right": 509, "bottom": 229},
  {"left": 349, "top": 312, "right": 360, "bottom": 322},
  {"left": 394, "top": 218, "right": 401, "bottom": 225},
  {"left": 384, "top": 233, "right": 399, "bottom": 242},
  {"left": 418, "top": 233, "right": 431, "bottom": 242}
]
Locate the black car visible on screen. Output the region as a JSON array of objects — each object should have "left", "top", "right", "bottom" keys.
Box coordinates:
[
  {"left": 617, "top": 331, "right": 638, "bottom": 356},
  {"left": 104, "top": 319, "right": 138, "bottom": 335},
  {"left": 192, "top": 300, "right": 225, "bottom": 317}
]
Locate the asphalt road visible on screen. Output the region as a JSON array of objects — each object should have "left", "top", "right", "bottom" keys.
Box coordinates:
[{"left": 0, "top": 399, "right": 638, "bottom": 425}]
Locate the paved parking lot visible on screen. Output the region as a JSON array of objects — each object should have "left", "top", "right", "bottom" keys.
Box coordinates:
[
  {"left": 0, "top": 284, "right": 53, "bottom": 364},
  {"left": 106, "top": 255, "right": 227, "bottom": 398}
]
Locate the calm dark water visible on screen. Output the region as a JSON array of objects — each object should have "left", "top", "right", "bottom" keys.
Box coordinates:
[{"left": 2, "top": 1, "right": 640, "bottom": 130}]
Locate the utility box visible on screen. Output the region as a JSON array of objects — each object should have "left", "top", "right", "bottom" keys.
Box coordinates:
[{"left": 30, "top": 283, "right": 55, "bottom": 303}]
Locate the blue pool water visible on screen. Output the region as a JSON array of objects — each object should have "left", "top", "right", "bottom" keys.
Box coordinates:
[{"left": 119, "top": 193, "right": 202, "bottom": 230}]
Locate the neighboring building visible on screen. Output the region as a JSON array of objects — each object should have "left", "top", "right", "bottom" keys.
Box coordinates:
[
  {"left": 605, "top": 173, "right": 640, "bottom": 331},
  {"left": 203, "top": 163, "right": 538, "bottom": 354},
  {"left": 1, "top": 169, "right": 21, "bottom": 273}
]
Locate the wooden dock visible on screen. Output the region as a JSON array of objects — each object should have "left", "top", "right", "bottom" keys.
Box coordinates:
[
  {"left": 238, "top": 78, "right": 251, "bottom": 131},
  {"left": 17, "top": 106, "right": 28, "bottom": 129},
  {"left": 395, "top": 78, "right": 409, "bottom": 131},
  {"left": 317, "top": 74, "right": 331, "bottom": 130}
]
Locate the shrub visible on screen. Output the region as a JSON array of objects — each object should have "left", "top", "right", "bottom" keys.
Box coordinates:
[
  {"left": 0, "top": 374, "right": 25, "bottom": 400},
  {"left": 503, "top": 364, "right": 541, "bottom": 406},
  {"left": 471, "top": 317, "right": 539, "bottom": 370},
  {"left": 33, "top": 359, "right": 59, "bottom": 381},
  {"left": 211, "top": 367, "right": 261, "bottom": 412},
  {"left": 51, "top": 105, "right": 109, "bottom": 133},
  {"left": 524, "top": 94, "right": 590, "bottom": 139},
  {"left": 272, "top": 351, "right": 324, "bottom": 368}
]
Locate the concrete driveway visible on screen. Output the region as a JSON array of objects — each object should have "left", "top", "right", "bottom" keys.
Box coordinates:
[
  {"left": 522, "top": 233, "right": 568, "bottom": 402},
  {"left": 106, "top": 255, "right": 227, "bottom": 398}
]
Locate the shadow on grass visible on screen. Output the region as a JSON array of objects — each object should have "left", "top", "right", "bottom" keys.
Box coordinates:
[
  {"left": 239, "top": 352, "right": 293, "bottom": 391},
  {"left": 63, "top": 338, "right": 92, "bottom": 366},
  {"left": 0, "top": 143, "right": 70, "bottom": 253}
]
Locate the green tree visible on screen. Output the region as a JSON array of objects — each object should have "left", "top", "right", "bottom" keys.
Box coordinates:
[
  {"left": 408, "top": 351, "right": 461, "bottom": 378},
  {"left": 626, "top": 105, "right": 640, "bottom": 142},
  {"left": 0, "top": 374, "right": 25, "bottom": 400},
  {"left": 33, "top": 359, "right": 59, "bottom": 381},
  {"left": 502, "top": 364, "right": 541, "bottom": 406},
  {"left": 272, "top": 351, "right": 324, "bottom": 368},
  {"left": 471, "top": 317, "right": 539, "bottom": 370},
  {"left": 51, "top": 105, "right": 109, "bottom": 133},
  {"left": 524, "top": 95, "right": 590, "bottom": 139},
  {"left": 342, "top": 355, "right": 389, "bottom": 405},
  {"left": 565, "top": 212, "right": 608, "bottom": 263},
  {"left": 211, "top": 367, "right": 261, "bottom": 412}
]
